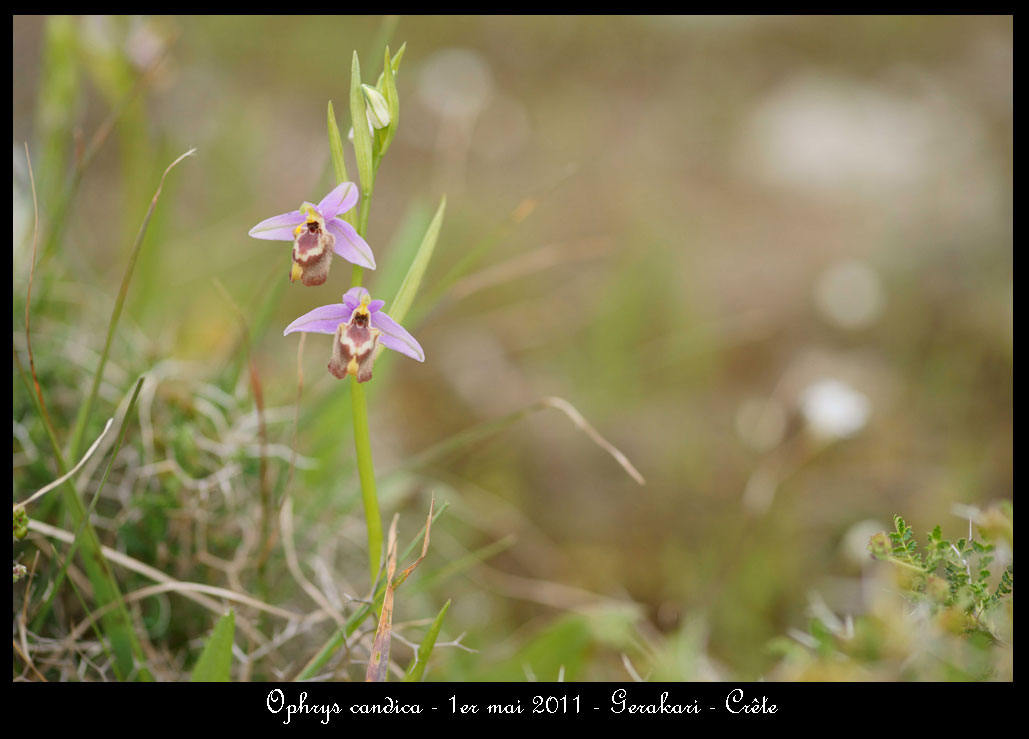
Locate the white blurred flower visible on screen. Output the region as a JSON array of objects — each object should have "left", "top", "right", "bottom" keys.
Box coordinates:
[
  {"left": 814, "top": 259, "right": 885, "bottom": 330},
  {"left": 416, "top": 47, "right": 493, "bottom": 120},
  {"left": 841, "top": 519, "right": 888, "bottom": 567},
  {"left": 800, "top": 378, "right": 870, "bottom": 440}
]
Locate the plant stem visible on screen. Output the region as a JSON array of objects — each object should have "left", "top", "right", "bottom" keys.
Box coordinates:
[
  {"left": 350, "top": 177, "right": 378, "bottom": 585},
  {"left": 350, "top": 380, "right": 382, "bottom": 584}
]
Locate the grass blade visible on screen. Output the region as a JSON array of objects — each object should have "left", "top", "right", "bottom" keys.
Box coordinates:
[
  {"left": 67, "top": 147, "right": 196, "bottom": 460},
  {"left": 349, "top": 52, "right": 373, "bottom": 203},
  {"left": 327, "top": 100, "right": 350, "bottom": 185},
  {"left": 31, "top": 377, "right": 151, "bottom": 681},
  {"left": 327, "top": 100, "right": 355, "bottom": 228},
  {"left": 190, "top": 609, "right": 236, "bottom": 682},
  {"left": 366, "top": 495, "right": 435, "bottom": 682},
  {"left": 391, "top": 396, "right": 645, "bottom": 486},
  {"left": 388, "top": 195, "right": 446, "bottom": 325},
  {"left": 366, "top": 517, "right": 398, "bottom": 682},
  {"left": 404, "top": 599, "right": 450, "bottom": 682}
]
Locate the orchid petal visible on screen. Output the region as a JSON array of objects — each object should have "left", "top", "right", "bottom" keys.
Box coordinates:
[
  {"left": 249, "top": 210, "right": 306, "bottom": 241},
  {"left": 368, "top": 300, "right": 385, "bottom": 313},
  {"left": 371, "top": 311, "right": 425, "bottom": 362},
  {"left": 326, "top": 219, "right": 376, "bottom": 269},
  {"left": 342, "top": 287, "right": 371, "bottom": 310},
  {"left": 283, "top": 303, "right": 352, "bottom": 336},
  {"left": 317, "top": 181, "right": 360, "bottom": 218}
]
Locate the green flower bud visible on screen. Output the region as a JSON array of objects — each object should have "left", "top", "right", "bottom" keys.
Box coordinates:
[
  {"left": 14, "top": 563, "right": 27, "bottom": 583},
  {"left": 868, "top": 531, "right": 891, "bottom": 560},
  {"left": 14, "top": 507, "right": 29, "bottom": 541},
  {"left": 361, "top": 84, "right": 391, "bottom": 130}
]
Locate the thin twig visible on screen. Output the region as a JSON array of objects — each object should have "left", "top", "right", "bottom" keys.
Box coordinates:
[{"left": 13, "top": 640, "right": 48, "bottom": 682}]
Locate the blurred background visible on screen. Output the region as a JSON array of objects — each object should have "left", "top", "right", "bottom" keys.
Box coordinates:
[{"left": 12, "top": 15, "right": 1012, "bottom": 681}]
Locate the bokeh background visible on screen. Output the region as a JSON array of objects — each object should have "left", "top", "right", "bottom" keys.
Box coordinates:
[{"left": 13, "top": 15, "right": 1012, "bottom": 681}]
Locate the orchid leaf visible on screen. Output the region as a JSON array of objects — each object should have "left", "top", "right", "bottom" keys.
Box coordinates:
[{"left": 191, "top": 610, "right": 235, "bottom": 682}]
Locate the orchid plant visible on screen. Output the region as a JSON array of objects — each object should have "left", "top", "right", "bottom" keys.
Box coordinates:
[{"left": 247, "top": 45, "right": 428, "bottom": 589}]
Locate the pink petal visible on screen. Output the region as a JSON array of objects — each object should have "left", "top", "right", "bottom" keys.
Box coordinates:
[
  {"left": 326, "top": 219, "right": 376, "bottom": 269},
  {"left": 317, "top": 182, "right": 359, "bottom": 218},
  {"left": 249, "top": 210, "right": 305, "bottom": 241},
  {"left": 283, "top": 303, "right": 352, "bottom": 336},
  {"left": 342, "top": 287, "right": 371, "bottom": 310},
  {"left": 371, "top": 311, "right": 425, "bottom": 362}
]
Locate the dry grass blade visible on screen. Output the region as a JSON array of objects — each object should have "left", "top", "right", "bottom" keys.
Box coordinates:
[
  {"left": 448, "top": 237, "right": 610, "bottom": 303},
  {"left": 16, "top": 418, "right": 113, "bottom": 509},
  {"left": 542, "top": 397, "right": 646, "bottom": 486},
  {"left": 365, "top": 495, "right": 436, "bottom": 682},
  {"left": 622, "top": 653, "right": 645, "bottom": 682},
  {"left": 366, "top": 516, "right": 399, "bottom": 682},
  {"left": 393, "top": 494, "right": 436, "bottom": 589},
  {"left": 26, "top": 520, "right": 272, "bottom": 645},
  {"left": 66, "top": 582, "right": 302, "bottom": 645},
  {"left": 397, "top": 397, "right": 645, "bottom": 487},
  {"left": 280, "top": 497, "right": 346, "bottom": 627},
  {"left": 13, "top": 640, "right": 47, "bottom": 682}
]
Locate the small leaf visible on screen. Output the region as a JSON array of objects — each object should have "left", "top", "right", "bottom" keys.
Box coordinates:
[
  {"left": 327, "top": 101, "right": 350, "bottom": 185},
  {"left": 191, "top": 610, "right": 235, "bottom": 682},
  {"left": 350, "top": 52, "right": 374, "bottom": 194},
  {"left": 404, "top": 599, "right": 451, "bottom": 682},
  {"left": 378, "top": 46, "right": 400, "bottom": 158},
  {"left": 389, "top": 196, "right": 446, "bottom": 325},
  {"left": 327, "top": 101, "right": 355, "bottom": 227}
]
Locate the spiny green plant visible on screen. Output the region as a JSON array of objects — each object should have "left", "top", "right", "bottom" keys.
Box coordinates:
[
  {"left": 869, "top": 507, "right": 1013, "bottom": 640},
  {"left": 766, "top": 504, "right": 1012, "bottom": 681}
]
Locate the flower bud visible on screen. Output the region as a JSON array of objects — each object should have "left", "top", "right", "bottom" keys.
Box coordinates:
[
  {"left": 361, "top": 84, "right": 391, "bottom": 129},
  {"left": 14, "top": 507, "right": 28, "bottom": 541},
  {"left": 867, "top": 531, "right": 891, "bottom": 560},
  {"left": 14, "top": 563, "right": 27, "bottom": 583}
]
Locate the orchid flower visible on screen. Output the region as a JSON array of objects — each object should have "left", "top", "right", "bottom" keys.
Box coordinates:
[
  {"left": 284, "top": 287, "right": 424, "bottom": 382},
  {"left": 248, "top": 181, "right": 375, "bottom": 286}
]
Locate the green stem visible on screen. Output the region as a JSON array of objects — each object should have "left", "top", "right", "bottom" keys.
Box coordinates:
[
  {"left": 887, "top": 556, "right": 928, "bottom": 573},
  {"left": 350, "top": 380, "right": 382, "bottom": 584},
  {"left": 350, "top": 178, "right": 378, "bottom": 585}
]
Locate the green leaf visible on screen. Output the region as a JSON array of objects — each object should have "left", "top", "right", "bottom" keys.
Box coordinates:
[
  {"left": 349, "top": 52, "right": 374, "bottom": 196},
  {"left": 379, "top": 46, "right": 400, "bottom": 157},
  {"left": 191, "top": 610, "right": 235, "bottom": 682},
  {"left": 389, "top": 195, "right": 446, "bottom": 325},
  {"left": 404, "top": 600, "right": 451, "bottom": 682},
  {"left": 327, "top": 100, "right": 350, "bottom": 188}
]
